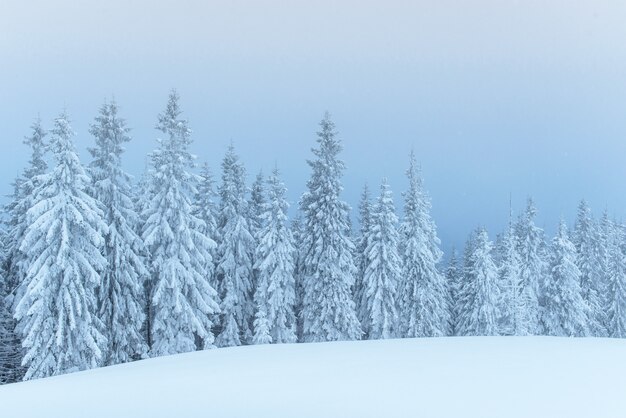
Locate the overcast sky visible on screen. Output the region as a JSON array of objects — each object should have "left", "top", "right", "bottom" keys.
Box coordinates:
[{"left": 1, "top": 0, "right": 626, "bottom": 251}]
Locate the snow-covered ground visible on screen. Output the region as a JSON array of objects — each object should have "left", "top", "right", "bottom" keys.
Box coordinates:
[{"left": 1, "top": 337, "right": 625, "bottom": 418}]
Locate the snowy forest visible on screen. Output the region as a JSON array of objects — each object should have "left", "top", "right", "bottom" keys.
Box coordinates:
[{"left": 0, "top": 90, "right": 625, "bottom": 385}]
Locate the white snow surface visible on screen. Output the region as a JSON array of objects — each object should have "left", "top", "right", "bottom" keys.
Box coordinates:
[{"left": 1, "top": 337, "right": 625, "bottom": 418}]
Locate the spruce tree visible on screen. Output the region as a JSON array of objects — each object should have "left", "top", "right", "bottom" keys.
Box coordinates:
[
  {"left": 299, "top": 113, "right": 361, "bottom": 342},
  {"left": 142, "top": 91, "right": 220, "bottom": 356},
  {"left": 573, "top": 200, "right": 606, "bottom": 336},
  {"left": 215, "top": 145, "right": 255, "bottom": 347},
  {"left": 397, "top": 152, "right": 448, "bottom": 337},
  {"left": 1, "top": 119, "right": 47, "bottom": 383},
  {"left": 88, "top": 100, "right": 148, "bottom": 364},
  {"left": 543, "top": 219, "right": 589, "bottom": 337},
  {"left": 457, "top": 228, "right": 500, "bottom": 336},
  {"left": 497, "top": 220, "right": 521, "bottom": 335},
  {"left": 605, "top": 218, "right": 626, "bottom": 338},
  {"left": 355, "top": 184, "right": 373, "bottom": 332},
  {"left": 361, "top": 179, "right": 401, "bottom": 339},
  {"left": 514, "top": 198, "right": 544, "bottom": 335},
  {"left": 15, "top": 112, "right": 107, "bottom": 379},
  {"left": 252, "top": 167, "right": 297, "bottom": 344}
]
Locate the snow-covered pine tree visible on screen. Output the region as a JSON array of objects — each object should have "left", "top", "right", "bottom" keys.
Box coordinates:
[
  {"left": 252, "top": 167, "right": 297, "bottom": 344},
  {"left": 445, "top": 248, "right": 461, "bottom": 336},
  {"left": 88, "top": 100, "right": 148, "bottom": 364},
  {"left": 215, "top": 145, "right": 255, "bottom": 347},
  {"left": 397, "top": 152, "right": 448, "bottom": 337},
  {"left": 604, "top": 218, "right": 626, "bottom": 338},
  {"left": 543, "top": 219, "right": 589, "bottom": 337},
  {"left": 514, "top": 198, "right": 545, "bottom": 335},
  {"left": 573, "top": 200, "right": 605, "bottom": 336},
  {"left": 299, "top": 112, "right": 361, "bottom": 342},
  {"left": 457, "top": 228, "right": 500, "bottom": 336},
  {"left": 355, "top": 184, "right": 374, "bottom": 332},
  {"left": 142, "top": 91, "right": 220, "bottom": 356},
  {"left": 193, "top": 162, "right": 219, "bottom": 292},
  {"left": 361, "top": 179, "right": 401, "bottom": 339},
  {"left": 1, "top": 119, "right": 48, "bottom": 383},
  {"left": 497, "top": 219, "right": 521, "bottom": 336},
  {"left": 14, "top": 112, "right": 107, "bottom": 379}
]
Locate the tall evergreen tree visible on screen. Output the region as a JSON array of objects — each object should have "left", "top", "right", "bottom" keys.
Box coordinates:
[
  {"left": 604, "top": 218, "right": 626, "bottom": 338},
  {"left": 497, "top": 219, "right": 521, "bottom": 336},
  {"left": 1, "top": 119, "right": 47, "bottom": 383},
  {"left": 361, "top": 179, "right": 401, "bottom": 339},
  {"left": 142, "top": 91, "right": 219, "bottom": 356},
  {"left": 15, "top": 112, "right": 107, "bottom": 379},
  {"left": 514, "top": 198, "right": 544, "bottom": 335},
  {"left": 355, "top": 184, "right": 374, "bottom": 331},
  {"left": 543, "top": 219, "right": 589, "bottom": 337},
  {"left": 252, "top": 168, "right": 297, "bottom": 344},
  {"left": 573, "top": 200, "right": 606, "bottom": 336},
  {"left": 457, "top": 228, "right": 500, "bottom": 336},
  {"left": 299, "top": 113, "right": 361, "bottom": 342},
  {"left": 88, "top": 100, "right": 148, "bottom": 364},
  {"left": 397, "top": 152, "right": 448, "bottom": 337},
  {"left": 215, "top": 145, "right": 255, "bottom": 347}
]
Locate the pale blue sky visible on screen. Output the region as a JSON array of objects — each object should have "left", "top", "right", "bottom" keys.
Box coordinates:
[{"left": 2, "top": 0, "right": 626, "bottom": 250}]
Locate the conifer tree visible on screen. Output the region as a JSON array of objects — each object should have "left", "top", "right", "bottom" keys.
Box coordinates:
[
  {"left": 2, "top": 119, "right": 47, "bottom": 382},
  {"left": 355, "top": 184, "right": 373, "bottom": 331},
  {"left": 252, "top": 168, "right": 297, "bottom": 344},
  {"left": 397, "top": 152, "right": 448, "bottom": 337},
  {"left": 88, "top": 100, "right": 148, "bottom": 364},
  {"left": 573, "top": 200, "right": 606, "bottom": 336},
  {"left": 543, "top": 219, "right": 589, "bottom": 337},
  {"left": 361, "top": 179, "right": 401, "bottom": 339},
  {"left": 457, "top": 228, "right": 500, "bottom": 336},
  {"left": 497, "top": 220, "right": 521, "bottom": 335},
  {"left": 514, "top": 198, "right": 544, "bottom": 335},
  {"left": 299, "top": 113, "right": 361, "bottom": 342},
  {"left": 215, "top": 145, "right": 255, "bottom": 347},
  {"left": 142, "top": 91, "right": 219, "bottom": 356},
  {"left": 15, "top": 112, "right": 107, "bottom": 379},
  {"left": 604, "top": 218, "right": 626, "bottom": 338}
]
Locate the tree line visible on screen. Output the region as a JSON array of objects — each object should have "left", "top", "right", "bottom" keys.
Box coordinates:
[{"left": 0, "top": 90, "right": 624, "bottom": 384}]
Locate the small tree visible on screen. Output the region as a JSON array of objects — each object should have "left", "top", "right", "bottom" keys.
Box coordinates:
[
  {"left": 361, "top": 179, "right": 401, "bottom": 339},
  {"left": 543, "top": 220, "right": 590, "bottom": 337},
  {"left": 457, "top": 228, "right": 500, "bottom": 336}
]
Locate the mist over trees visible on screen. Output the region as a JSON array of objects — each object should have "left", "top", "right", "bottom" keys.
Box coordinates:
[{"left": 1, "top": 91, "right": 625, "bottom": 384}]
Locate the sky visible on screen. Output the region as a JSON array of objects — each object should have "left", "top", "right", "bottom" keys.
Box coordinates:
[{"left": 1, "top": 0, "right": 626, "bottom": 252}]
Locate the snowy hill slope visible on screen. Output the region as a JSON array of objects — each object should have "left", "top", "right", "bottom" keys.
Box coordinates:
[{"left": 1, "top": 337, "right": 625, "bottom": 418}]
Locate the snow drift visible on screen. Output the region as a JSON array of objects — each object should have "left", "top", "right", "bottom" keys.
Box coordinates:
[{"left": 1, "top": 337, "right": 625, "bottom": 418}]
